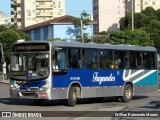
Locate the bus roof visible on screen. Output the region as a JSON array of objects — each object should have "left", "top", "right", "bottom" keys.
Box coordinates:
[
  {"left": 52, "top": 41, "right": 156, "bottom": 52},
  {"left": 15, "top": 41, "right": 156, "bottom": 52}
]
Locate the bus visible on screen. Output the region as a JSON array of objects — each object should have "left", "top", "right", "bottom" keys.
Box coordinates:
[{"left": 10, "top": 41, "right": 158, "bottom": 106}]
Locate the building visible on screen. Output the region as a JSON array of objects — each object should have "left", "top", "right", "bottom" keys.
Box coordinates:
[
  {"left": 11, "top": 0, "right": 65, "bottom": 29},
  {"left": 93, "top": 0, "right": 160, "bottom": 33},
  {"left": 0, "top": 11, "right": 11, "bottom": 25},
  {"left": 135, "top": 0, "right": 160, "bottom": 13},
  {"left": 20, "top": 15, "right": 93, "bottom": 41},
  {"left": 93, "top": 0, "right": 127, "bottom": 33}
]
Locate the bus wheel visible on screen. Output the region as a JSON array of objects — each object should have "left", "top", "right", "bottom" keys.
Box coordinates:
[
  {"left": 121, "top": 84, "right": 133, "bottom": 102},
  {"left": 67, "top": 86, "right": 77, "bottom": 107},
  {"left": 34, "top": 99, "right": 44, "bottom": 106}
]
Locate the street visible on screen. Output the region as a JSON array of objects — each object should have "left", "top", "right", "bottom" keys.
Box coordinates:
[{"left": 0, "top": 83, "right": 160, "bottom": 120}]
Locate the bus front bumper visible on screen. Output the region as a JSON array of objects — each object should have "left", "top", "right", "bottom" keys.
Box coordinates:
[{"left": 10, "top": 89, "right": 50, "bottom": 99}]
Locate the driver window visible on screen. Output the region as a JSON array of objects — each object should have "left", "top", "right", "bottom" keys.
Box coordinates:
[{"left": 52, "top": 49, "right": 67, "bottom": 70}]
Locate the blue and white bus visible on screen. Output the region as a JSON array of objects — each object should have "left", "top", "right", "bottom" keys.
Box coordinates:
[{"left": 10, "top": 41, "right": 158, "bottom": 106}]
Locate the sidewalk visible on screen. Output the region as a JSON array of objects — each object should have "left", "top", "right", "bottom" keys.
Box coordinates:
[
  {"left": 0, "top": 79, "right": 10, "bottom": 84},
  {"left": 0, "top": 74, "right": 10, "bottom": 84}
]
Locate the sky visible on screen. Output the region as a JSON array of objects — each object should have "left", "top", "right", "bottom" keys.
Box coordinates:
[{"left": 0, "top": 0, "right": 93, "bottom": 17}]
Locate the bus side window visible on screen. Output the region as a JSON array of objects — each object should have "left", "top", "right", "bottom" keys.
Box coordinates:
[
  {"left": 143, "top": 52, "right": 155, "bottom": 69},
  {"left": 53, "top": 50, "right": 67, "bottom": 70},
  {"left": 59, "top": 52, "right": 67, "bottom": 69},
  {"left": 129, "top": 52, "right": 142, "bottom": 69},
  {"left": 99, "top": 50, "right": 113, "bottom": 69},
  {"left": 114, "top": 51, "right": 127, "bottom": 69},
  {"left": 84, "top": 49, "right": 98, "bottom": 69},
  {"left": 68, "top": 48, "right": 79, "bottom": 68}
]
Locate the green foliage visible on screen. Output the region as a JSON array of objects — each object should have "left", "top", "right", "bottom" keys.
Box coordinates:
[
  {"left": 118, "top": 7, "right": 160, "bottom": 49},
  {"left": 66, "top": 11, "right": 91, "bottom": 42},
  {"left": 93, "top": 35, "right": 112, "bottom": 44},
  {"left": 141, "top": 7, "right": 157, "bottom": 17},
  {"left": 0, "top": 24, "right": 31, "bottom": 63},
  {"left": 110, "top": 29, "right": 154, "bottom": 46}
]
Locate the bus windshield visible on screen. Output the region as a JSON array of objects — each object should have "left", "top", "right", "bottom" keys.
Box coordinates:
[{"left": 11, "top": 53, "right": 49, "bottom": 80}]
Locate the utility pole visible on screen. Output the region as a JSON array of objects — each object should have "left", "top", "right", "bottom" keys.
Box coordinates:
[
  {"left": 80, "top": 15, "right": 84, "bottom": 43},
  {"left": 132, "top": 0, "right": 134, "bottom": 31}
]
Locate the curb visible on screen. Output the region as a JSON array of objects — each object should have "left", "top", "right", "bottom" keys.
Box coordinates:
[{"left": 0, "top": 81, "right": 10, "bottom": 84}]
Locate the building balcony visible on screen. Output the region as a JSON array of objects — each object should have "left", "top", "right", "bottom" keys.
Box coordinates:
[
  {"left": 17, "top": 7, "right": 21, "bottom": 11},
  {"left": 36, "top": 0, "right": 44, "bottom": 1},
  {"left": 36, "top": 4, "right": 53, "bottom": 9},
  {"left": 44, "top": 0, "right": 53, "bottom": 1},
  {"left": 36, "top": 0, "right": 53, "bottom": 1},
  {"left": 36, "top": 12, "right": 53, "bottom": 16},
  {"left": 17, "top": 0, "right": 21, "bottom": 4},
  {"left": 17, "top": 14, "right": 21, "bottom": 18}
]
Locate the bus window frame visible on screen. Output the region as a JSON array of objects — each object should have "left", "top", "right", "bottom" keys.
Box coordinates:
[{"left": 52, "top": 47, "right": 68, "bottom": 74}]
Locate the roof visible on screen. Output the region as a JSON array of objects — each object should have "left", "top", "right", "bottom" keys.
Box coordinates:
[
  {"left": 20, "top": 15, "right": 77, "bottom": 32},
  {"left": 51, "top": 41, "right": 156, "bottom": 52},
  {"left": 15, "top": 41, "right": 157, "bottom": 52}
]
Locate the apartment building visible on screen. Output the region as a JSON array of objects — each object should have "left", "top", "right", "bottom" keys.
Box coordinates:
[
  {"left": 93, "top": 0, "right": 160, "bottom": 33},
  {"left": 135, "top": 0, "right": 160, "bottom": 12},
  {"left": 11, "top": 0, "right": 65, "bottom": 28},
  {"left": 0, "top": 11, "right": 11, "bottom": 25},
  {"left": 93, "top": 0, "right": 127, "bottom": 33}
]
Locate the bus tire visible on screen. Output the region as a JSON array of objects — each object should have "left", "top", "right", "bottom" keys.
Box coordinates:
[
  {"left": 67, "top": 86, "right": 77, "bottom": 107},
  {"left": 121, "top": 84, "right": 133, "bottom": 102},
  {"left": 34, "top": 99, "right": 44, "bottom": 106}
]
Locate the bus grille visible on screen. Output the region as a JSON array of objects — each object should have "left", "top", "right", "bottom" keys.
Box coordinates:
[{"left": 21, "top": 92, "right": 36, "bottom": 96}]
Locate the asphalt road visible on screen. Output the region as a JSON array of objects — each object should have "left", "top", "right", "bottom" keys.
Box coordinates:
[{"left": 0, "top": 83, "right": 160, "bottom": 120}]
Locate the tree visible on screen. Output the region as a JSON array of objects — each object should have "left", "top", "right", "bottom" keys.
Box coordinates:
[
  {"left": 141, "top": 7, "right": 157, "bottom": 17},
  {"left": 146, "top": 20, "right": 160, "bottom": 48},
  {"left": 110, "top": 29, "right": 154, "bottom": 46},
  {"left": 0, "top": 24, "right": 31, "bottom": 63},
  {"left": 66, "top": 11, "right": 91, "bottom": 42},
  {"left": 118, "top": 7, "right": 160, "bottom": 49}
]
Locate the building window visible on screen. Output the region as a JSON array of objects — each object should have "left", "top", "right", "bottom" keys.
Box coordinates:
[
  {"left": 59, "top": 9, "right": 63, "bottom": 12},
  {"left": 144, "top": 2, "right": 148, "bottom": 5},
  {"left": 26, "top": 10, "right": 31, "bottom": 13},
  {"left": 152, "top": 2, "right": 156, "bottom": 5},
  {"left": 39, "top": 2, "right": 45, "bottom": 5},
  {"left": 26, "top": 17, "right": 31, "bottom": 21},
  {"left": 46, "top": 2, "right": 52, "bottom": 5}
]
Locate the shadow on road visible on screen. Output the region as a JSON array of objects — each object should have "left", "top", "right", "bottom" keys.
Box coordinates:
[{"left": 0, "top": 95, "right": 150, "bottom": 107}]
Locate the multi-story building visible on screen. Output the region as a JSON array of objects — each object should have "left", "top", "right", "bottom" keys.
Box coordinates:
[
  {"left": 93, "top": 0, "right": 127, "bottom": 33},
  {"left": 93, "top": 0, "right": 160, "bottom": 33},
  {"left": 135, "top": 0, "right": 160, "bottom": 13},
  {"left": 0, "top": 11, "right": 11, "bottom": 25},
  {"left": 11, "top": 0, "right": 65, "bottom": 28}
]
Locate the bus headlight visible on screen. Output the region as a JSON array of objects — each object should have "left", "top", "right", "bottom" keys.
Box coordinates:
[
  {"left": 11, "top": 82, "right": 20, "bottom": 90},
  {"left": 40, "top": 82, "right": 50, "bottom": 90}
]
